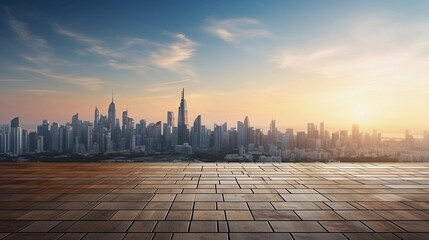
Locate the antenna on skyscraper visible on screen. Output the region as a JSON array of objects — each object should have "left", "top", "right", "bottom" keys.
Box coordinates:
[
  {"left": 111, "top": 91, "right": 114, "bottom": 102},
  {"left": 181, "top": 88, "right": 184, "bottom": 99}
]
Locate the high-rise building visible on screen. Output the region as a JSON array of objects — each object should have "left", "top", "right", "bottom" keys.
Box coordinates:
[
  {"left": 296, "top": 131, "right": 307, "bottom": 149},
  {"left": 108, "top": 94, "right": 116, "bottom": 141},
  {"left": 94, "top": 107, "right": 99, "bottom": 128},
  {"left": 10, "top": 117, "right": 22, "bottom": 155},
  {"left": 320, "top": 122, "right": 325, "bottom": 148},
  {"left": 82, "top": 121, "right": 93, "bottom": 151},
  {"left": 167, "top": 111, "right": 174, "bottom": 127},
  {"left": 352, "top": 124, "right": 360, "bottom": 144},
  {"left": 244, "top": 116, "right": 249, "bottom": 148},
  {"left": 237, "top": 121, "right": 245, "bottom": 149},
  {"left": 42, "top": 120, "right": 50, "bottom": 151},
  {"left": 177, "top": 88, "right": 188, "bottom": 144},
  {"left": 269, "top": 120, "right": 277, "bottom": 145},
  {"left": 213, "top": 124, "right": 223, "bottom": 152},
  {"left": 191, "top": 115, "right": 202, "bottom": 150},
  {"left": 50, "top": 122, "right": 59, "bottom": 152},
  {"left": 0, "top": 125, "right": 10, "bottom": 153}
]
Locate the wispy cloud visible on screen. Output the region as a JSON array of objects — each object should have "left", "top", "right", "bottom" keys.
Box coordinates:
[
  {"left": 21, "top": 68, "right": 104, "bottom": 91},
  {"left": 20, "top": 89, "right": 61, "bottom": 94},
  {"left": 0, "top": 78, "right": 30, "bottom": 82},
  {"left": 54, "top": 26, "right": 197, "bottom": 76},
  {"left": 151, "top": 33, "right": 196, "bottom": 75},
  {"left": 205, "top": 18, "right": 271, "bottom": 43},
  {"left": 151, "top": 79, "right": 191, "bottom": 86},
  {"left": 271, "top": 18, "right": 429, "bottom": 83},
  {"left": 6, "top": 12, "right": 63, "bottom": 66}
]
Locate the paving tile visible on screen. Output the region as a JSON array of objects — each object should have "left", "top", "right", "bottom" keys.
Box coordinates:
[
  {"left": 229, "top": 233, "right": 293, "bottom": 240},
  {"left": 335, "top": 210, "right": 385, "bottom": 220},
  {"left": 95, "top": 202, "right": 147, "bottom": 210},
  {"left": 281, "top": 194, "right": 329, "bottom": 202},
  {"left": 270, "top": 221, "right": 326, "bottom": 232},
  {"left": 58, "top": 233, "right": 86, "bottom": 240},
  {"left": 393, "top": 221, "right": 429, "bottom": 232},
  {"left": 272, "top": 202, "right": 320, "bottom": 210},
  {"left": 344, "top": 233, "right": 401, "bottom": 240},
  {"left": 154, "top": 221, "right": 189, "bottom": 232},
  {"left": 166, "top": 211, "right": 192, "bottom": 220},
  {"left": 295, "top": 211, "right": 343, "bottom": 220},
  {"left": 65, "top": 221, "right": 132, "bottom": 232},
  {"left": 3, "top": 233, "right": 63, "bottom": 240},
  {"left": 172, "top": 233, "right": 228, "bottom": 240},
  {"left": 292, "top": 233, "right": 347, "bottom": 240},
  {"left": 81, "top": 210, "right": 116, "bottom": 220},
  {"left": 135, "top": 211, "right": 167, "bottom": 220},
  {"left": 362, "top": 221, "right": 405, "bottom": 232},
  {"left": 20, "top": 221, "right": 60, "bottom": 232},
  {"left": 228, "top": 221, "right": 272, "bottom": 232},
  {"left": 225, "top": 211, "right": 253, "bottom": 220},
  {"left": 193, "top": 211, "right": 225, "bottom": 220},
  {"left": 0, "top": 221, "right": 32, "bottom": 232},
  {"left": 252, "top": 210, "right": 300, "bottom": 220},
  {"left": 320, "top": 221, "right": 372, "bottom": 232},
  {"left": 217, "top": 202, "right": 248, "bottom": 210},
  {"left": 189, "top": 221, "right": 217, "bottom": 232},
  {"left": 123, "top": 233, "right": 153, "bottom": 240},
  {"left": 223, "top": 194, "right": 283, "bottom": 201},
  {"left": 395, "top": 233, "right": 429, "bottom": 240},
  {"left": 375, "top": 211, "right": 429, "bottom": 220},
  {"left": 127, "top": 221, "right": 157, "bottom": 232},
  {"left": 82, "top": 233, "right": 125, "bottom": 240}
]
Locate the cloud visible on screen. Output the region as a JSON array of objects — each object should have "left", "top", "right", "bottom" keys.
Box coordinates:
[
  {"left": 21, "top": 68, "right": 104, "bottom": 91},
  {"left": 205, "top": 18, "right": 271, "bottom": 43},
  {"left": 20, "top": 89, "right": 61, "bottom": 94},
  {"left": 54, "top": 26, "right": 197, "bottom": 76},
  {"left": 151, "top": 79, "right": 191, "bottom": 86},
  {"left": 0, "top": 79, "right": 30, "bottom": 82},
  {"left": 271, "top": 18, "right": 429, "bottom": 83},
  {"left": 6, "top": 12, "right": 64, "bottom": 66},
  {"left": 151, "top": 33, "right": 196, "bottom": 75},
  {"left": 53, "top": 24, "right": 101, "bottom": 45}
]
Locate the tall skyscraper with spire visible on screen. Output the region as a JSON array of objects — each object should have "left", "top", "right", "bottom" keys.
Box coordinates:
[
  {"left": 108, "top": 93, "right": 116, "bottom": 141},
  {"left": 177, "top": 88, "right": 188, "bottom": 144}
]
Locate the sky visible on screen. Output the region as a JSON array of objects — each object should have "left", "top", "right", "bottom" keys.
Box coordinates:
[{"left": 1, "top": 0, "right": 429, "bottom": 133}]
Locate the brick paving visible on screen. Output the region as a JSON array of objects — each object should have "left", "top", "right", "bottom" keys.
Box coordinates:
[{"left": 0, "top": 162, "right": 429, "bottom": 240}]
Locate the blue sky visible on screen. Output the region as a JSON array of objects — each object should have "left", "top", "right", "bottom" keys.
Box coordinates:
[{"left": 1, "top": 0, "right": 429, "bottom": 132}]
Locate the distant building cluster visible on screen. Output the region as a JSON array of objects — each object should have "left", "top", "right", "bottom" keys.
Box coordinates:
[{"left": 1, "top": 88, "right": 429, "bottom": 161}]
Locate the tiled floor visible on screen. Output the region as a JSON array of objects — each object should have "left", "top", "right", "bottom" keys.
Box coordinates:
[{"left": 0, "top": 162, "right": 429, "bottom": 240}]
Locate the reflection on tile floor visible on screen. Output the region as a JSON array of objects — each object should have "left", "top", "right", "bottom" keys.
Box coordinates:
[{"left": 0, "top": 162, "right": 429, "bottom": 240}]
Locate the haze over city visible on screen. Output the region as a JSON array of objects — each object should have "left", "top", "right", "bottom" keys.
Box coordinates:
[{"left": 1, "top": 0, "right": 429, "bottom": 133}]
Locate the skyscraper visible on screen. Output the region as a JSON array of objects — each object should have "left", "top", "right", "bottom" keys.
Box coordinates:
[
  {"left": 42, "top": 120, "right": 50, "bottom": 152},
  {"left": 167, "top": 111, "right": 174, "bottom": 127},
  {"left": 177, "top": 88, "right": 188, "bottom": 144},
  {"left": 50, "top": 122, "right": 59, "bottom": 152},
  {"left": 352, "top": 124, "right": 360, "bottom": 145},
  {"left": 244, "top": 116, "right": 249, "bottom": 148},
  {"left": 10, "top": 117, "right": 22, "bottom": 155},
  {"left": 94, "top": 107, "right": 99, "bottom": 128},
  {"left": 237, "top": 121, "right": 245, "bottom": 149},
  {"left": 191, "top": 115, "right": 202, "bottom": 150},
  {"left": 108, "top": 94, "right": 116, "bottom": 141},
  {"left": 320, "top": 122, "right": 325, "bottom": 148}
]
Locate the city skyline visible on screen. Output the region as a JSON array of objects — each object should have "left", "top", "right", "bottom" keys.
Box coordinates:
[
  {"left": 1, "top": 1, "right": 429, "bottom": 132},
  {"left": 2, "top": 88, "right": 428, "bottom": 163},
  {"left": 2, "top": 88, "right": 428, "bottom": 137}
]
